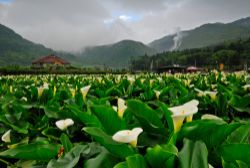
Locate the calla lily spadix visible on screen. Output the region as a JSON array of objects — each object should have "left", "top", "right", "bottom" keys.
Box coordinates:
[
  {"left": 70, "top": 88, "right": 76, "bottom": 98},
  {"left": 169, "top": 99, "right": 199, "bottom": 132},
  {"left": 80, "top": 85, "right": 91, "bottom": 100},
  {"left": 53, "top": 86, "right": 57, "bottom": 96},
  {"left": 112, "top": 127, "right": 143, "bottom": 147},
  {"left": 117, "top": 98, "right": 127, "bottom": 118},
  {"left": 56, "top": 118, "right": 74, "bottom": 131},
  {"left": 1, "top": 130, "right": 11, "bottom": 143},
  {"left": 10, "top": 86, "right": 13, "bottom": 93}
]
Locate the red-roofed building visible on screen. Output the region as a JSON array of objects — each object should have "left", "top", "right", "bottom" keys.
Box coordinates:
[{"left": 32, "top": 54, "right": 70, "bottom": 67}]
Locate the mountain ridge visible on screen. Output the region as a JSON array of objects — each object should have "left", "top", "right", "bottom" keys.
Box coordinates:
[
  {"left": 0, "top": 23, "right": 77, "bottom": 66},
  {"left": 79, "top": 39, "right": 157, "bottom": 68},
  {"left": 149, "top": 17, "right": 250, "bottom": 52}
]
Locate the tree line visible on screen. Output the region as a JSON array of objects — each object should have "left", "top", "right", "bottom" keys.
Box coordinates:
[{"left": 130, "top": 38, "right": 250, "bottom": 71}]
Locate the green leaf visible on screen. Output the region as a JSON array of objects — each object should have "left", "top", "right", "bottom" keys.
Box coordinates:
[
  {"left": 114, "top": 154, "right": 148, "bottom": 168},
  {"left": 126, "top": 100, "right": 165, "bottom": 133},
  {"left": 219, "top": 144, "right": 250, "bottom": 165},
  {"left": 60, "top": 133, "right": 73, "bottom": 153},
  {"left": 227, "top": 122, "right": 250, "bottom": 144},
  {"left": 178, "top": 139, "right": 209, "bottom": 168},
  {"left": 0, "top": 115, "right": 29, "bottom": 134},
  {"left": 84, "top": 149, "right": 119, "bottom": 168},
  {"left": 0, "top": 143, "right": 60, "bottom": 160},
  {"left": 90, "top": 105, "right": 126, "bottom": 135},
  {"left": 68, "top": 104, "right": 101, "bottom": 128},
  {"left": 145, "top": 144, "right": 178, "bottom": 168},
  {"left": 83, "top": 127, "right": 135, "bottom": 158},
  {"left": 47, "top": 144, "right": 88, "bottom": 168},
  {"left": 179, "top": 120, "right": 241, "bottom": 149},
  {"left": 156, "top": 101, "right": 174, "bottom": 131}
]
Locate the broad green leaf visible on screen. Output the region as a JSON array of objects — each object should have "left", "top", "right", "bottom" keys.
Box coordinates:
[
  {"left": 219, "top": 144, "right": 250, "bottom": 165},
  {"left": 145, "top": 144, "right": 178, "bottom": 168},
  {"left": 68, "top": 104, "right": 101, "bottom": 128},
  {"left": 60, "top": 133, "right": 73, "bottom": 153},
  {"left": 178, "top": 139, "right": 209, "bottom": 168},
  {"left": 126, "top": 100, "right": 165, "bottom": 133},
  {"left": 227, "top": 122, "right": 250, "bottom": 143},
  {"left": 179, "top": 120, "right": 241, "bottom": 149},
  {"left": 90, "top": 105, "right": 126, "bottom": 135},
  {"left": 114, "top": 154, "right": 148, "bottom": 168},
  {"left": 156, "top": 101, "right": 174, "bottom": 131},
  {"left": 0, "top": 115, "right": 29, "bottom": 134},
  {"left": 83, "top": 127, "right": 135, "bottom": 158},
  {"left": 47, "top": 145, "right": 88, "bottom": 168},
  {"left": 84, "top": 149, "right": 119, "bottom": 168},
  {"left": 0, "top": 143, "right": 60, "bottom": 160},
  {"left": 42, "top": 127, "right": 61, "bottom": 140}
]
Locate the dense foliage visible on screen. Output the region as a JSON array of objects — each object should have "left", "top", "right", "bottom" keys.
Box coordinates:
[
  {"left": 131, "top": 38, "right": 250, "bottom": 71},
  {"left": 0, "top": 71, "right": 249, "bottom": 167}
]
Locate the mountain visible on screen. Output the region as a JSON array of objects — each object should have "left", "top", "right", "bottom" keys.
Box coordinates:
[
  {"left": 149, "top": 17, "right": 250, "bottom": 52},
  {"left": 0, "top": 23, "right": 76, "bottom": 66},
  {"left": 79, "top": 40, "right": 157, "bottom": 68}
]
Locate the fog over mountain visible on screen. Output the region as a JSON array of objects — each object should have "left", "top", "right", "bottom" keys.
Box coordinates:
[{"left": 0, "top": 0, "right": 250, "bottom": 51}]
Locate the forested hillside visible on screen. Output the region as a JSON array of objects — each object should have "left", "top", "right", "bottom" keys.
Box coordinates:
[{"left": 132, "top": 38, "right": 250, "bottom": 71}]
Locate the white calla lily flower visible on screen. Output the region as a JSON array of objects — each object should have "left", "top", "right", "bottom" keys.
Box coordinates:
[
  {"left": 154, "top": 90, "right": 161, "bottom": 99},
  {"left": 195, "top": 88, "right": 217, "bottom": 100},
  {"left": 37, "top": 83, "right": 49, "bottom": 98},
  {"left": 127, "top": 76, "right": 135, "bottom": 84},
  {"left": 80, "top": 85, "right": 91, "bottom": 99},
  {"left": 194, "top": 88, "right": 205, "bottom": 97},
  {"left": 112, "top": 127, "right": 143, "bottom": 147},
  {"left": 117, "top": 98, "right": 127, "bottom": 118},
  {"left": 37, "top": 87, "right": 44, "bottom": 97},
  {"left": 1, "top": 130, "right": 11, "bottom": 143},
  {"left": 56, "top": 118, "right": 74, "bottom": 131},
  {"left": 243, "top": 84, "right": 250, "bottom": 91},
  {"left": 169, "top": 99, "right": 199, "bottom": 132},
  {"left": 112, "top": 106, "right": 118, "bottom": 112},
  {"left": 70, "top": 88, "right": 76, "bottom": 98},
  {"left": 204, "top": 91, "right": 217, "bottom": 101}
]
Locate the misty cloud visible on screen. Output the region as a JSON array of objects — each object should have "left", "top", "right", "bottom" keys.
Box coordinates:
[{"left": 0, "top": 0, "right": 250, "bottom": 51}]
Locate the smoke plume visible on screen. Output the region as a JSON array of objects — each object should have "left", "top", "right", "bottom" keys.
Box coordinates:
[{"left": 170, "top": 27, "right": 183, "bottom": 51}]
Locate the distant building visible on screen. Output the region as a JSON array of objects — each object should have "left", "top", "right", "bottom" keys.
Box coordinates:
[
  {"left": 32, "top": 54, "right": 70, "bottom": 67},
  {"left": 156, "top": 65, "right": 186, "bottom": 74},
  {"left": 186, "top": 66, "right": 203, "bottom": 73}
]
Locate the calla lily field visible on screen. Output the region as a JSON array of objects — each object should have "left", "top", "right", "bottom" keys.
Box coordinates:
[{"left": 0, "top": 71, "right": 250, "bottom": 168}]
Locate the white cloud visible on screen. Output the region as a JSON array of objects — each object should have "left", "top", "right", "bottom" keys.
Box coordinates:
[
  {"left": 119, "top": 15, "right": 132, "bottom": 22},
  {"left": 0, "top": 0, "right": 250, "bottom": 51}
]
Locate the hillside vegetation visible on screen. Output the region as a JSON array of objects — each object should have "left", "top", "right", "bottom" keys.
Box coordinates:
[
  {"left": 132, "top": 38, "right": 250, "bottom": 71},
  {"left": 79, "top": 40, "right": 157, "bottom": 68},
  {"left": 0, "top": 24, "right": 76, "bottom": 66},
  {"left": 149, "top": 17, "right": 250, "bottom": 52}
]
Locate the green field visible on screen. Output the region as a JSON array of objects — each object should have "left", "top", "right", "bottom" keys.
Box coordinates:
[{"left": 0, "top": 72, "right": 249, "bottom": 168}]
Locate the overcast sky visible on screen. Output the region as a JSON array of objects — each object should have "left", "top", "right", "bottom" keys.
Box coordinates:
[{"left": 0, "top": 0, "right": 250, "bottom": 51}]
